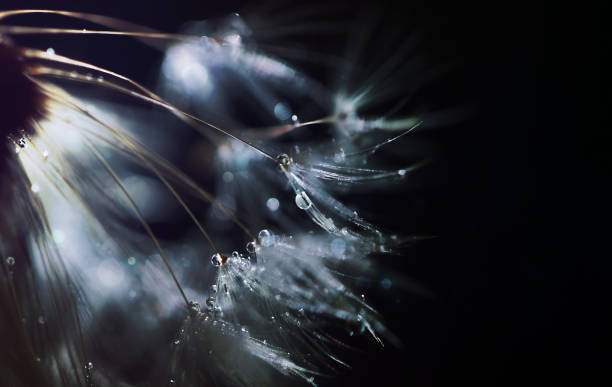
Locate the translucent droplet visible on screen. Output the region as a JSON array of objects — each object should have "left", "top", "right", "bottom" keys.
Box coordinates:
[
  {"left": 42, "top": 150, "right": 49, "bottom": 160},
  {"left": 274, "top": 102, "right": 291, "bottom": 121},
  {"left": 6, "top": 256, "right": 15, "bottom": 266},
  {"left": 295, "top": 191, "right": 312, "bottom": 210},
  {"left": 222, "top": 171, "right": 234, "bottom": 182},
  {"left": 169, "top": 379, "right": 176, "bottom": 384},
  {"left": 276, "top": 153, "right": 292, "bottom": 168},
  {"left": 291, "top": 114, "right": 299, "bottom": 123},
  {"left": 258, "top": 229, "right": 274, "bottom": 247},
  {"left": 46, "top": 47, "right": 55, "bottom": 55},
  {"left": 211, "top": 253, "right": 225, "bottom": 266},
  {"left": 246, "top": 241, "right": 257, "bottom": 254},
  {"left": 266, "top": 197, "right": 280, "bottom": 212}
]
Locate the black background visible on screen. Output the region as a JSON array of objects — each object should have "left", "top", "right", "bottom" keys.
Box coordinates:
[{"left": 1, "top": 0, "right": 607, "bottom": 386}]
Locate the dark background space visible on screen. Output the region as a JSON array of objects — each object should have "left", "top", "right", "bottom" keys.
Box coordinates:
[{"left": 1, "top": 0, "right": 607, "bottom": 386}]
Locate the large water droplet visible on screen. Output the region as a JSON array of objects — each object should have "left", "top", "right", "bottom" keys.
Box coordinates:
[
  {"left": 295, "top": 191, "right": 312, "bottom": 210},
  {"left": 266, "top": 197, "right": 280, "bottom": 212},
  {"left": 258, "top": 229, "right": 274, "bottom": 247}
]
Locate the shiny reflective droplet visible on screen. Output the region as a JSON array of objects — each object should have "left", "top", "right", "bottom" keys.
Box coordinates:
[
  {"left": 86, "top": 362, "right": 93, "bottom": 371},
  {"left": 30, "top": 184, "right": 40, "bottom": 193},
  {"left": 231, "top": 251, "right": 240, "bottom": 259},
  {"left": 42, "top": 150, "right": 49, "bottom": 159},
  {"left": 6, "top": 256, "right": 15, "bottom": 266},
  {"left": 291, "top": 114, "right": 299, "bottom": 123},
  {"left": 398, "top": 169, "right": 407, "bottom": 176},
  {"left": 211, "top": 252, "right": 225, "bottom": 266},
  {"left": 46, "top": 47, "right": 55, "bottom": 55},
  {"left": 266, "top": 197, "right": 280, "bottom": 212},
  {"left": 258, "top": 229, "right": 274, "bottom": 247},
  {"left": 295, "top": 191, "right": 312, "bottom": 210},
  {"left": 246, "top": 241, "right": 257, "bottom": 254}
]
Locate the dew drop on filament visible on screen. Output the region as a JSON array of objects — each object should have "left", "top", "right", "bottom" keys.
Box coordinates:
[{"left": 295, "top": 191, "right": 313, "bottom": 210}]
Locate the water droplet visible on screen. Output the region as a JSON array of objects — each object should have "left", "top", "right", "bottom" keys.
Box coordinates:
[
  {"left": 258, "top": 229, "right": 274, "bottom": 247},
  {"left": 211, "top": 252, "right": 226, "bottom": 266},
  {"left": 266, "top": 197, "right": 280, "bottom": 212},
  {"left": 127, "top": 257, "right": 136, "bottom": 265},
  {"left": 188, "top": 301, "right": 201, "bottom": 316},
  {"left": 398, "top": 169, "right": 407, "bottom": 176},
  {"left": 274, "top": 102, "right": 292, "bottom": 121},
  {"left": 291, "top": 114, "right": 299, "bottom": 123},
  {"left": 246, "top": 241, "right": 257, "bottom": 254},
  {"left": 6, "top": 256, "right": 15, "bottom": 266},
  {"left": 231, "top": 251, "right": 240, "bottom": 259},
  {"left": 295, "top": 191, "right": 312, "bottom": 210},
  {"left": 276, "top": 153, "right": 292, "bottom": 168},
  {"left": 46, "top": 47, "right": 55, "bottom": 55},
  {"left": 222, "top": 171, "right": 234, "bottom": 182}
]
